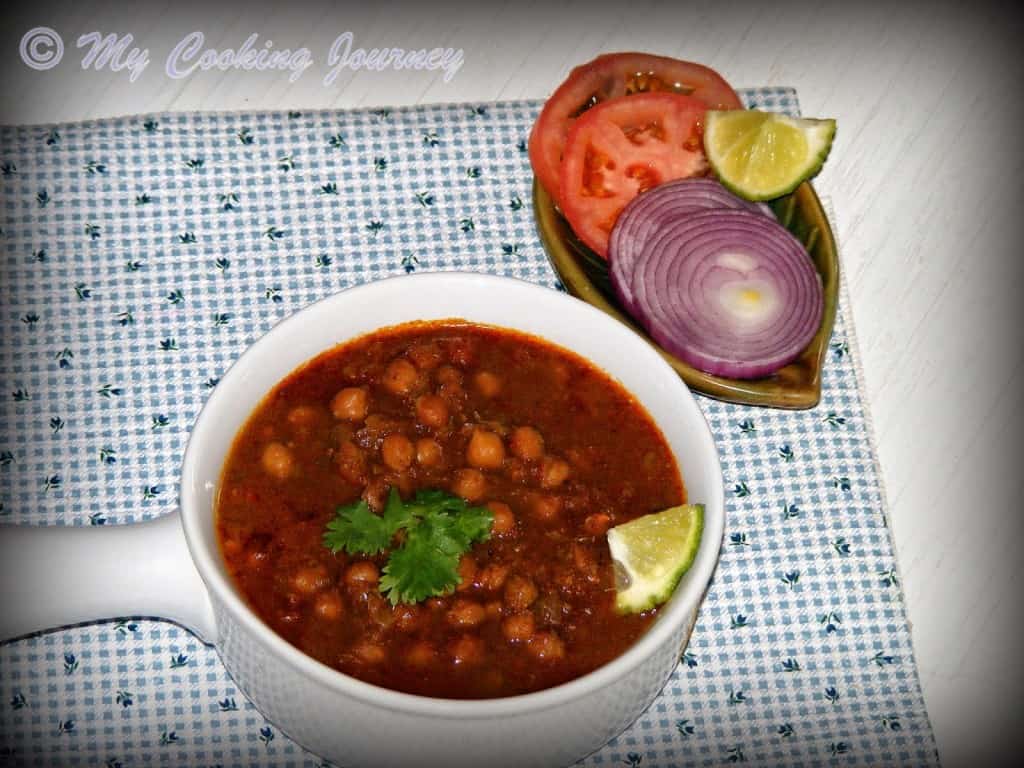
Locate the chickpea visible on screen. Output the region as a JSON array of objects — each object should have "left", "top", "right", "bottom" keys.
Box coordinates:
[
  {"left": 367, "top": 591, "right": 396, "bottom": 628},
  {"left": 383, "top": 358, "right": 419, "bottom": 396},
  {"left": 353, "top": 641, "right": 387, "bottom": 665},
  {"left": 416, "top": 437, "right": 443, "bottom": 467},
  {"left": 476, "top": 562, "right": 509, "bottom": 592},
  {"left": 473, "top": 370, "right": 502, "bottom": 398},
  {"left": 447, "top": 599, "right": 486, "bottom": 629},
  {"left": 530, "top": 494, "right": 561, "bottom": 523},
  {"left": 533, "top": 593, "right": 566, "bottom": 627},
  {"left": 291, "top": 564, "right": 330, "bottom": 595},
  {"left": 449, "top": 634, "right": 484, "bottom": 666},
  {"left": 312, "top": 590, "right": 344, "bottom": 620},
  {"left": 245, "top": 546, "right": 270, "bottom": 571},
  {"left": 406, "top": 342, "right": 443, "bottom": 370},
  {"left": 405, "top": 640, "right": 437, "bottom": 668},
  {"left": 583, "top": 513, "right": 612, "bottom": 536},
  {"left": 509, "top": 426, "right": 545, "bottom": 461},
  {"left": 452, "top": 468, "right": 486, "bottom": 502},
  {"left": 361, "top": 476, "right": 390, "bottom": 512},
  {"left": 393, "top": 604, "right": 423, "bottom": 633},
  {"left": 337, "top": 440, "right": 367, "bottom": 485},
  {"left": 437, "top": 375, "right": 465, "bottom": 403},
  {"left": 381, "top": 433, "right": 415, "bottom": 472},
  {"left": 527, "top": 631, "right": 566, "bottom": 661},
  {"left": 344, "top": 560, "right": 380, "bottom": 589},
  {"left": 331, "top": 387, "right": 368, "bottom": 421},
  {"left": 447, "top": 338, "right": 477, "bottom": 368},
  {"left": 261, "top": 442, "right": 293, "bottom": 479},
  {"left": 572, "top": 543, "right": 599, "bottom": 582},
  {"left": 487, "top": 501, "right": 516, "bottom": 537},
  {"left": 540, "top": 456, "right": 571, "bottom": 488},
  {"left": 467, "top": 428, "right": 505, "bottom": 470},
  {"left": 457, "top": 554, "right": 477, "bottom": 591},
  {"left": 415, "top": 394, "right": 449, "bottom": 428},
  {"left": 286, "top": 405, "right": 319, "bottom": 428},
  {"left": 502, "top": 612, "right": 535, "bottom": 643},
  {"left": 504, "top": 574, "right": 538, "bottom": 611},
  {"left": 222, "top": 537, "right": 243, "bottom": 557},
  {"left": 435, "top": 364, "right": 463, "bottom": 387}
]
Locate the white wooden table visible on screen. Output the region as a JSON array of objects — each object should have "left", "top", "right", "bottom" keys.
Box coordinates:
[{"left": 1, "top": 2, "right": 1019, "bottom": 765}]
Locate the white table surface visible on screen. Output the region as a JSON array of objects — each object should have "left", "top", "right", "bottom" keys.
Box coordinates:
[{"left": 1, "top": 1, "right": 1020, "bottom": 765}]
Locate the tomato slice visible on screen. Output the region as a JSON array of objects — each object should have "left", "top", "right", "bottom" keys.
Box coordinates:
[
  {"left": 558, "top": 92, "right": 708, "bottom": 258},
  {"left": 528, "top": 53, "right": 742, "bottom": 201}
]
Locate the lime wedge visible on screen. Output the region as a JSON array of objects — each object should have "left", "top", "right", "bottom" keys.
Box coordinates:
[
  {"left": 607, "top": 504, "right": 704, "bottom": 614},
  {"left": 704, "top": 109, "right": 836, "bottom": 200}
]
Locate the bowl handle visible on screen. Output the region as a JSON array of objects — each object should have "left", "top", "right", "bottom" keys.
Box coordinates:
[{"left": 0, "top": 511, "right": 217, "bottom": 644}]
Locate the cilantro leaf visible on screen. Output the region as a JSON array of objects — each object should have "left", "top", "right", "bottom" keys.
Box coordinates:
[
  {"left": 322, "top": 486, "right": 493, "bottom": 603},
  {"left": 406, "top": 489, "right": 469, "bottom": 518},
  {"left": 382, "top": 486, "right": 416, "bottom": 529},
  {"left": 379, "top": 518, "right": 462, "bottom": 605},
  {"left": 322, "top": 488, "right": 414, "bottom": 555},
  {"left": 379, "top": 501, "right": 493, "bottom": 604},
  {"left": 445, "top": 504, "right": 493, "bottom": 548}
]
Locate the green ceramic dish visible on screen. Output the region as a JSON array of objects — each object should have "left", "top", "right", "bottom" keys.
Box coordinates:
[{"left": 533, "top": 179, "right": 839, "bottom": 409}]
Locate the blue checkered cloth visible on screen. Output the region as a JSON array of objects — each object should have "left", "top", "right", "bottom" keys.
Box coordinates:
[{"left": 0, "top": 89, "right": 938, "bottom": 767}]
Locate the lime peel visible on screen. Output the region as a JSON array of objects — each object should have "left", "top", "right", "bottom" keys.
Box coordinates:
[
  {"left": 607, "top": 504, "right": 704, "bottom": 614},
  {"left": 704, "top": 110, "right": 836, "bottom": 201}
]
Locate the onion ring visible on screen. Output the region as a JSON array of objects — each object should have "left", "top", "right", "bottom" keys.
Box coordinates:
[{"left": 620, "top": 207, "right": 822, "bottom": 379}]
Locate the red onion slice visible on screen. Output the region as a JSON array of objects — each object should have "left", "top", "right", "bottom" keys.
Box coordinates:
[
  {"left": 609, "top": 178, "right": 774, "bottom": 317},
  {"left": 627, "top": 209, "right": 823, "bottom": 380}
]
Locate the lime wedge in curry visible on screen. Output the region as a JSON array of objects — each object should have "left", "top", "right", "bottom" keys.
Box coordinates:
[
  {"left": 607, "top": 504, "right": 704, "bottom": 614},
  {"left": 704, "top": 109, "right": 836, "bottom": 201}
]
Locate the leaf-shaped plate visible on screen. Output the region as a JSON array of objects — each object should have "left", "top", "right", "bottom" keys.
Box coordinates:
[{"left": 533, "top": 179, "right": 839, "bottom": 409}]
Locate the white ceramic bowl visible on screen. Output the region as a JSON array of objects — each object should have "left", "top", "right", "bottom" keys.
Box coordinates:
[{"left": 0, "top": 272, "right": 724, "bottom": 768}]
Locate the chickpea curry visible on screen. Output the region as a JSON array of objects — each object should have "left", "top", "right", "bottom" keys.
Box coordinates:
[{"left": 216, "top": 321, "right": 684, "bottom": 699}]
